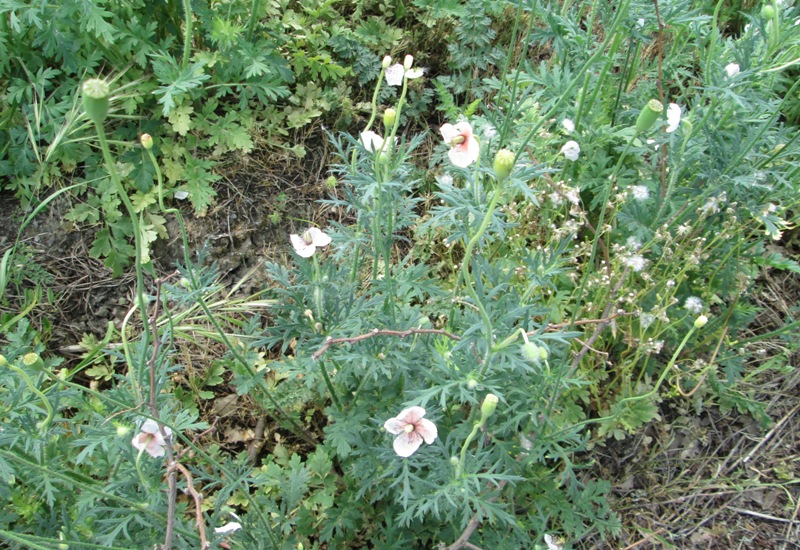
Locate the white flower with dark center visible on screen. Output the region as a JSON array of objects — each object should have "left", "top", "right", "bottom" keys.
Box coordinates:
[
  {"left": 684, "top": 296, "right": 704, "bottom": 314},
  {"left": 560, "top": 140, "right": 580, "bottom": 161},
  {"left": 290, "top": 227, "right": 331, "bottom": 258},
  {"left": 631, "top": 185, "right": 650, "bottom": 201},
  {"left": 666, "top": 103, "right": 682, "bottom": 133},
  {"left": 384, "top": 406, "right": 438, "bottom": 457}
]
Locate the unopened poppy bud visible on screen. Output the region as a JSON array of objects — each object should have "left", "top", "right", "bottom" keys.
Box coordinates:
[
  {"left": 418, "top": 315, "right": 432, "bottom": 328},
  {"left": 23, "top": 352, "right": 44, "bottom": 370},
  {"left": 480, "top": 393, "right": 499, "bottom": 421},
  {"left": 314, "top": 322, "right": 324, "bottom": 333},
  {"left": 761, "top": 4, "right": 775, "bottom": 19},
  {"left": 522, "top": 342, "right": 541, "bottom": 363},
  {"left": 0, "top": 355, "right": 7, "bottom": 367},
  {"left": 116, "top": 424, "right": 132, "bottom": 437},
  {"left": 383, "top": 108, "right": 396, "bottom": 128},
  {"left": 493, "top": 149, "right": 515, "bottom": 182},
  {"left": 403, "top": 55, "right": 414, "bottom": 70},
  {"left": 694, "top": 315, "right": 708, "bottom": 328},
  {"left": 140, "top": 133, "right": 154, "bottom": 150},
  {"left": 467, "top": 376, "right": 478, "bottom": 390},
  {"left": 382, "top": 55, "right": 392, "bottom": 69},
  {"left": 82, "top": 78, "right": 110, "bottom": 125},
  {"left": 636, "top": 99, "right": 663, "bottom": 133}
]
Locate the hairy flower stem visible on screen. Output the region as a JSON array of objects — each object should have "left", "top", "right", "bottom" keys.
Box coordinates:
[
  {"left": 181, "top": 0, "right": 193, "bottom": 69},
  {"left": 246, "top": 0, "right": 261, "bottom": 41},
  {"left": 464, "top": 177, "right": 502, "bottom": 375},
  {"left": 92, "top": 122, "right": 150, "bottom": 387}
]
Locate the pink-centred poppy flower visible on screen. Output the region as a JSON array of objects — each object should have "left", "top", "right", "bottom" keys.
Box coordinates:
[
  {"left": 131, "top": 419, "right": 172, "bottom": 458},
  {"left": 384, "top": 406, "right": 438, "bottom": 457},
  {"left": 440, "top": 121, "right": 480, "bottom": 167},
  {"left": 290, "top": 227, "right": 332, "bottom": 258}
]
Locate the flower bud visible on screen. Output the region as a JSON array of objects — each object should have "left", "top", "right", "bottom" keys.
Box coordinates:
[
  {"left": 0, "top": 355, "right": 8, "bottom": 367},
  {"left": 81, "top": 78, "right": 111, "bottom": 125},
  {"left": 636, "top": 99, "right": 663, "bottom": 134},
  {"left": 450, "top": 456, "right": 460, "bottom": 466},
  {"left": 116, "top": 424, "right": 132, "bottom": 437},
  {"left": 467, "top": 376, "right": 478, "bottom": 390},
  {"left": 383, "top": 108, "right": 396, "bottom": 129},
  {"left": 480, "top": 393, "right": 499, "bottom": 420},
  {"left": 493, "top": 149, "right": 515, "bottom": 182},
  {"left": 382, "top": 55, "right": 392, "bottom": 69},
  {"left": 314, "top": 322, "right": 324, "bottom": 333},
  {"left": 761, "top": 3, "right": 775, "bottom": 19},
  {"left": 403, "top": 55, "right": 413, "bottom": 70},
  {"left": 694, "top": 315, "right": 708, "bottom": 328},
  {"left": 23, "top": 352, "right": 44, "bottom": 370},
  {"left": 140, "top": 133, "right": 154, "bottom": 150},
  {"left": 522, "top": 342, "right": 542, "bottom": 363}
]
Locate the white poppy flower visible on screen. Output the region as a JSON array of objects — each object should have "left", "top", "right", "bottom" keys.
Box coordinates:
[
  {"left": 131, "top": 419, "right": 172, "bottom": 458},
  {"left": 666, "top": 103, "right": 682, "bottom": 133},
  {"left": 560, "top": 140, "right": 580, "bottom": 161},
  {"left": 440, "top": 121, "right": 480, "bottom": 167},
  {"left": 384, "top": 406, "right": 438, "bottom": 457},
  {"left": 290, "top": 227, "right": 332, "bottom": 258}
]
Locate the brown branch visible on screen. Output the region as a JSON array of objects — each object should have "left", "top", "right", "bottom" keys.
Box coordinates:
[
  {"left": 312, "top": 328, "right": 461, "bottom": 360},
  {"left": 170, "top": 460, "right": 210, "bottom": 549},
  {"left": 652, "top": 0, "right": 668, "bottom": 199}
]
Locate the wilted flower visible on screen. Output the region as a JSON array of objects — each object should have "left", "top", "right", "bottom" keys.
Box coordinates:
[
  {"left": 666, "top": 103, "right": 682, "bottom": 133},
  {"left": 560, "top": 140, "right": 581, "bottom": 161},
  {"left": 562, "top": 118, "right": 575, "bottom": 133},
  {"left": 290, "top": 227, "right": 332, "bottom": 258},
  {"left": 384, "top": 406, "right": 438, "bottom": 457},
  {"left": 725, "top": 63, "right": 740, "bottom": 78},
  {"left": 131, "top": 419, "right": 172, "bottom": 458},
  {"left": 630, "top": 185, "right": 650, "bottom": 201},
  {"left": 684, "top": 296, "right": 704, "bottom": 314},
  {"left": 440, "top": 121, "right": 480, "bottom": 167}
]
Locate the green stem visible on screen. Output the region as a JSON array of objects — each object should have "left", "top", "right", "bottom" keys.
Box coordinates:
[
  {"left": 319, "top": 360, "right": 342, "bottom": 411},
  {"left": 181, "top": 0, "right": 193, "bottom": 69},
  {"left": 246, "top": 0, "right": 261, "bottom": 41},
  {"left": 93, "top": 122, "right": 150, "bottom": 388},
  {"left": 457, "top": 420, "right": 483, "bottom": 478},
  {"left": 464, "top": 182, "right": 504, "bottom": 375}
]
